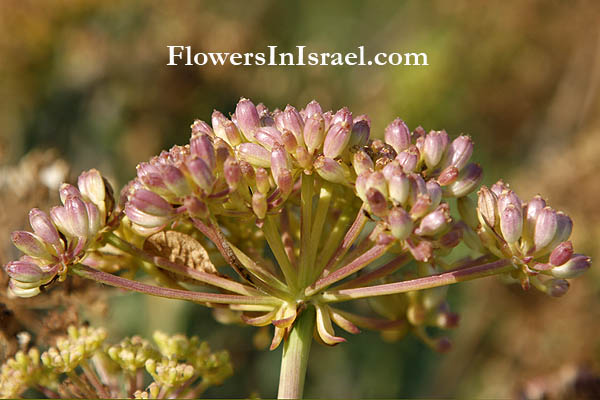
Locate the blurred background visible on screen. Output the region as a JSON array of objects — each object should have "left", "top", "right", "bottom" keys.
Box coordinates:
[{"left": 1, "top": 0, "right": 600, "bottom": 397}]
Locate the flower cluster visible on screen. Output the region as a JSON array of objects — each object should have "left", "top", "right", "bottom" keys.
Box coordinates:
[
  {"left": 0, "top": 326, "right": 232, "bottom": 399},
  {"left": 5, "top": 169, "right": 115, "bottom": 297}
]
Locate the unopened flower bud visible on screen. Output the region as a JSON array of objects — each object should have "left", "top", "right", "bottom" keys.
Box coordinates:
[
  {"left": 297, "top": 147, "right": 314, "bottom": 171},
  {"left": 415, "top": 204, "right": 451, "bottom": 236},
  {"left": 497, "top": 190, "right": 522, "bottom": 216},
  {"left": 65, "top": 196, "right": 89, "bottom": 238},
  {"left": 366, "top": 188, "right": 388, "bottom": 218},
  {"left": 276, "top": 105, "right": 304, "bottom": 147},
  {"left": 549, "top": 241, "right": 573, "bottom": 266},
  {"left": 185, "top": 157, "right": 215, "bottom": 193},
  {"left": 550, "top": 254, "right": 591, "bottom": 279},
  {"left": 29, "top": 208, "right": 62, "bottom": 249},
  {"left": 160, "top": 165, "right": 190, "bottom": 197},
  {"left": 128, "top": 189, "right": 173, "bottom": 218},
  {"left": 190, "top": 134, "right": 216, "bottom": 169},
  {"left": 388, "top": 173, "right": 410, "bottom": 205},
  {"left": 224, "top": 157, "right": 241, "bottom": 190},
  {"left": 443, "top": 163, "right": 482, "bottom": 197},
  {"left": 426, "top": 180, "right": 442, "bottom": 209},
  {"left": 271, "top": 145, "right": 291, "bottom": 186},
  {"left": 443, "top": 135, "right": 473, "bottom": 170},
  {"left": 437, "top": 166, "right": 459, "bottom": 186},
  {"left": 11, "top": 231, "right": 53, "bottom": 260},
  {"left": 323, "top": 123, "right": 352, "bottom": 159},
  {"left": 314, "top": 156, "right": 351, "bottom": 184},
  {"left": 384, "top": 118, "right": 411, "bottom": 153},
  {"left": 304, "top": 100, "right": 323, "bottom": 117},
  {"left": 77, "top": 169, "right": 106, "bottom": 208},
  {"left": 366, "top": 172, "right": 388, "bottom": 198},
  {"left": 543, "top": 278, "right": 570, "bottom": 297},
  {"left": 332, "top": 107, "right": 353, "bottom": 128},
  {"left": 255, "top": 168, "right": 271, "bottom": 194},
  {"left": 59, "top": 184, "right": 81, "bottom": 205},
  {"left": 523, "top": 195, "right": 546, "bottom": 241},
  {"left": 381, "top": 161, "right": 402, "bottom": 181},
  {"left": 423, "top": 130, "right": 449, "bottom": 168},
  {"left": 5, "top": 260, "right": 56, "bottom": 285},
  {"left": 252, "top": 192, "right": 267, "bottom": 220},
  {"left": 499, "top": 204, "right": 522, "bottom": 243},
  {"left": 235, "top": 98, "right": 260, "bottom": 141},
  {"left": 255, "top": 127, "right": 284, "bottom": 150},
  {"left": 353, "top": 150, "right": 374, "bottom": 175},
  {"left": 281, "top": 130, "right": 299, "bottom": 153},
  {"left": 410, "top": 194, "right": 432, "bottom": 219},
  {"left": 396, "top": 146, "right": 420, "bottom": 172},
  {"left": 349, "top": 119, "right": 370, "bottom": 148},
  {"left": 237, "top": 143, "right": 272, "bottom": 168},
  {"left": 387, "top": 208, "right": 413, "bottom": 240},
  {"left": 191, "top": 119, "right": 213, "bottom": 137},
  {"left": 355, "top": 173, "right": 369, "bottom": 202},
  {"left": 212, "top": 111, "right": 241, "bottom": 146},
  {"left": 85, "top": 202, "right": 102, "bottom": 237},
  {"left": 490, "top": 180, "right": 509, "bottom": 197},
  {"left": 184, "top": 196, "right": 209, "bottom": 220},
  {"left": 534, "top": 207, "right": 557, "bottom": 250},
  {"left": 477, "top": 186, "right": 497, "bottom": 228}
]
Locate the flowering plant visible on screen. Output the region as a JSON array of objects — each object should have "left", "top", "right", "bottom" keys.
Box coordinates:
[{"left": 2, "top": 98, "right": 591, "bottom": 398}]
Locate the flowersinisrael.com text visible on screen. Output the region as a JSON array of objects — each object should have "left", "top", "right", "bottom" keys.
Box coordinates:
[{"left": 167, "top": 45, "right": 428, "bottom": 67}]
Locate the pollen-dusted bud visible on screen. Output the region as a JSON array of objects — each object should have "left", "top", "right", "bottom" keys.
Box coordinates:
[
  {"left": 549, "top": 241, "right": 573, "bottom": 266},
  {"left": 534, "top": 207, "right": 557, "bottom": 250},
  {"left": 443, "top": 135, "right": 473, "bottom": 170},
  {"left": 477, "top": 186, "right": 497, "bottom": 228},
  {"left": 314, "top": 155, "right": 351, "bottom": 185},
  {"left": 349, "top": 118, "right": 370, "bottom": 148},
  {"left": 11, "top": 231, "right": 53, "bottom": 260},
  {"left": 396, "top": 146, "right": 420, "bottom": 172},
  {"left": 224, "top": 157, "right": 241, "bottom": 190},
  {"left": 423, "top": 130, "right": 449, "bottom": 169},
  {"left": 388, "top": 173, "right": 410, "bottom": 206},
  {"left": 255, "top": 127, "right": 284, "bottom": 151},
  {"left": 499, "top": 204, "right": 523, "bottom": 243},
  {"left": 550, "top": 254, "right": 591, "bottom": 279},
  {"left": 384, "top": 118, "right": 411, "bottom": 153},
  {"left": 353, "top": 150, "right": 374, "bottom": 175},
  {"left": 323, "top": 123, "right": 352, "bottom": 159},
  {"left": 191, "top": 119, "right": 213, "bottom": 137},
  {"left": 237, "top": 143, "right": 272, "bottom": 168},
  {"left": 276, "top": 105, "right": 305, "bottom": 147},
  {"left": 29, "top": 209, "right": 62, "bottom": 249},
  {"left": 190, "top": 134, "right": 216, "bottom": 169},
  {"left": 185, "top": 157, "right": 215, "bottom": 193},
  {"left": 235, "top": 98, "right": 261, "bottom": 141},
  {"left": 252, "top": 192, "right": 267, "bottom": 220},
  {"left": 415, "top": 204, "right": 451, "bottom": 236},
  {"left": 443, "top": 163, "right": 482, "bottom": 197},
  {"left": 366, "top": 188, "right": 388, "bottom": 218},
  {"left": 387, "top": 207, "right": 413, "bottom": 240}
]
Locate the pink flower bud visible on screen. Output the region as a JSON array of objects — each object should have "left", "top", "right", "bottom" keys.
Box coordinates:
[
  {"left": 323, "top": 123, "right": 352, "bottom": 159},
  {"left": 252, "top": 191, "right": 267, "bottom": 219},
  {"left": 384, "top": 118, "right": 411, "bottom": 153},
  {"left": 212, "top": 110, "right": 239, "bottom": 146},
  {"left": 332, "top": 107, "right": 353, "bottom": 128},
  {"left": 387, "top": 208, "right": 413, "bottom": 240},
  {"left": 497, "top": 189, "right": 522, "bottom": 216},
  {"left": 423, "top": 130, "right": 449, "bottom": 168},
  {"left": 190, "top": 134, "right": 216, "bottom": 169},
  {"left": 85, "top": 202, "right": 102, "bottom": 237},
  {"left": 271, "top": 145, "right": 291, "bottom": 186},
  {"left": 29, "top": 209, "right": 61, "bottom": 249},
  {"left": 64, "top": 195, "right": 89, "bottom": 238},
  {"left": 303, "top": 113, "right": 325, "bottom": 154},
  {"left": 11, "top": 231, "right": 53, "bottom": 260},
  {"left": 477, "top": 186, "right": 497, "bottom": 228},
  {"left": 275, "top": 105, "right": 304, "bottom": 147},
  {"left": 407, "top": 173, "right": 427, "bottom": 205},
  {"left": 322, "top": 111, "right": 333, "bottom": 132},
  {"left": 396, "top": 146, "right": 420, "bottom": 172},
  {"left": 255, "top": 127, "right": 284, "bottom": 150},
  {"left": 544, "top": 278, "right": 569, "bottom": 297},
  {"left": 191, "top": 119, "right": 214, "bottom": 137},
  {"left": 281, "top": 130, "right": 298, "bottom": 153},
  {"left": 534, "top": 207, "right": 557, "bottom": 250},
  {"left": 276, "top": 169, "right": 293, "bottom": 197},
  {"left": 349, "top": 119, "right": 370, "bottom": 148},
  {"left": 410, "top": 194, "right": 432, "bottom": 219},
  {"left": 355, "top": 173, "right": 369, "bottom": 202},
  {"left": 224, "top": 157, "right": 241, "bottom": 190},
  {"left": 59, "top": 183, "right": 82, "bottom": 205},
  {"left": 314, "top": 156, "right": 351, "bottom": 184},
  {"left": 353, "top": 150, "right": 374, "bottom": 176},
  {"left": 5, "top": 260, "right": 55, "bottom": 284},
  {"left": 295, "top": 146, "right": 313, "bottom": 170},
  {"left": 388, "top": 173, "right": 410, "bottom": 205},
  {"left": 490, "top": 180, "right": 510, "bottom": 197},
  {"left": 77, "top": 169, "right": 106, "bottom": 207},
  {"left": 550, "top": 254, "right": 591, "bottom": 279},
  {"left": 443, "top": 135, "right": 473, "bottom": 170},
  {"left": 237, "top": 143, "right": 272, "bottom": 168},
  {"left": 437, "top": 166, "right": 459, "bottom": 186},
  {"left": 184, "top": 196, "right": 209, "bottom": 220},
  {"left": 523, "top": 195, "right": 546, "bottom": 241},
  {"left": 136, "top": 163, "right": 168, "bottom": 195},
  {"left": 366, "top": 188, "right": 388, "bottom": 218},
  {"left": 382, "top": 161, "right": 402, "bottom": 181},
  {"left": 499, "top": 204, "right": 523, "bottom": 243},
  {"left": 128, "top": 189, "right": 173, "bottom": 217},
  {"left": 255, "top": 168, "right": 271, "bottom": 194},
  {"left": 426, "top": 180, "right": 442, "bottom": 209},
  {"left": 443, "top": 163, "right": 482, "bottom": 197},
  {"left": 366, "top": 172, "right": 388, "bottom": 198},
  {"left": 235, "top": 98, "right": 260, "bottom": 141},
  {"left": 185, "top": 157, "right": 215, "bottom": 193},
  {"left": 304, "top": 100, "right": 323, "bottom": 118},
  {"left": 549, "top": 241, "right": 574, "bottom": 266},
  {"left": 160, "top": 164, "right": 190, "bottom": 197},
  {"left": 415, "top": 204, "right": 451, "bottom": 236}
]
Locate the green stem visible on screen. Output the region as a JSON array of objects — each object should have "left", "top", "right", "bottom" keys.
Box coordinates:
[
  {"left": 277, "top": 306, "right": 316, "bottom": 399},
  {"left": 304, "top": 180, "right": 333, "bottom": 284},
  {"left": 263, "top": 216, "right": 297, "bottom": 290},
  {"left": 298, "top": 173, "right": 314, "bottom": 288},
  {"left": 318, "top": 259, "right": 513, "bottom": 303}
]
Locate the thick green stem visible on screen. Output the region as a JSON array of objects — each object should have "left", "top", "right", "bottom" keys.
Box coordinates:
[
  {"left": 277, "top": 306, "right": 316, "bottom": 399},
  {"left": 298, "top": 173, "right": 314, "bottom": 288}
]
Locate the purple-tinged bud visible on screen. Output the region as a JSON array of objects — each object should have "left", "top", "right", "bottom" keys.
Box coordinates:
[
  {"left": 136, "top": 163, "right": 169, "bottom": 196},
  {"left": 129, "top": 189, "right": 173, "bottom": 217},
  {"left": 77, "top": 169, "right": 106, "bottom": 207},
  {"left": 332, "top": 107, "right": 353, "bottom": 128},
  {"left": 366, "top": 172, "right": 388, "bottom": 198},
  {"left": 499, "top": 204, "right": 523, "bottom": 243},
  {"left": 426, "top": 180, "right": 442, "bottom": 209},
  {"left": 29, "top": 209, "right": 61, "bottom": 249},
  {"left": 275, "top": 105, "right": 304, "bottom": 147},
  {"left": 396, "top": 146, "right": 420, "bottom": 172},
  {"left": 382, "top": 161, "right": 402, "bottom": 181},
  {"left": 415, "top": 204, "right": 451, "bottom": 236},
  {"left": 212, "top": 110, "right": 240, "bottom": 146},
  {"left": 49, "top": 206, "right": 70, "bottom": 238},
  {"left": 366, "top": 188, "right": 388, "bottom": 218},
  {"left": 322, "top": 111, "right": 333, "bottom": 131},
  {"left": 384, "top": 118, "right": 411, "bottom": 153},
  {"left": 544, "top": 278, "right": 569, "bottom": 297},
  {"left": 387, "top": 208, "right": 413, "bottom": 240},
  {"left": 407, "top": 174, "right": 427, "bottom": 205},
  {"left": 11, "top": 231, "right": 53, "bottom": 260},
  {"left": 523, "top": 195, "right": 546, "bottom": 241},
  {"left": 534, "top": 207, "right": 557, "bottom": 250},
  {"left": 314, "top": 156, "right": 351, "bottom": 184},
  {"left": 443, "top": 135, "right": 473, "bottom": 170},
  {"left": 160, "top": 165, "right": 190, "bottom": 197},
  {"left": 184, "top": 196, "right": 208, "bottom": 220},
  {"left": 439, "top": 224, "right": 463, "bottom": 249},
  {"left": 457, "top": 196, "right": 479, "bottom": 229},
  {"left": 85, "top": 202, "right": 102, "bottom": 237},
  {"left": 301, "top": 114, "right": 325, "bottom": 154},
  {"left": 224, "top": 157, "right": 241, "bottom": 190},
  {"left": 276, "top": 169, "right": 293, "bottom": 197},
  {"left": 191, "top": 119, "right": 214, "bottom": 137},
  {"left": 410, "top": 194, "right": 432, "bottom": 219},
  {"left": 304, "top": 100, "right": 323, "bottom": 118},
  {"left": 255, "top": 127, "right": 284, "bottom": 151},
  {"left": 355, "top": 173, "right": 369, "bottom": 202},
  {"left": 190, "top": 134, "right": 216, "bottom": 170},
  {"left": 443, "top": 163, "right": 483, "bottom": 197},
  {"left": 408, "top": 239, "right": 433, "bottom": 262},
  {"left": 549, "top": 241, "right": 574, "bottom": 266},
  {"left": 497, "top": 190, "right": 522, "bottom": 216},
  {"left": 353, "top": 150, "right": 374, "bottom": 175},
  {"left": 271, "top": 145, "right": 291, "bottom": 184},
  {"left": 281, "top": 130, "right": 299, "bottom": 153},
  {"left": 551, "top": 254, "right": 591, "bottom": 279},
  {"left": 552, "top": 212, "right": 573, "bottom": 246},
  {"left": 295, "top": 146, "right": 313, "bottom": 170},
  {"left": 349, "top": 119, "right": 370, "bottom": 148},
  {"left": 5, "top": 260, "right": 55, "bottom": 284},
  {"left": 185, "top": 157, "right": 215, "bottom": 193},
  {"left": 477, "top": 186, "right": 497, "bottom": 228},
  {"left": 423, "top": 130, "right": 449, "bottom": 168},
  {"left": 64, "top": 195, "right": 89, "bottom": 238},
  {"left": 237, "top": 143, "right": 272, "bottom": 168},
  {"left": 388, "top": 173, "right": 410, "bottom": 205},
  {"left": 252, "top": 192, "right": 267, "bottom": 220},
  {"left": 437, "top": 166, "right": 459, "bottom": 186},
  {"left": 235, "top": 98, "right": 261, "bottom": 141},
  {"left": 323, "top": 123, "right": 352, "bottom": 159},
  {"left": 255, "top": 168, "right": 271, "bottom": 194},
  {"left": 490, "top": 180, "right": 509, "bottom": 197},
  {"left": 59, "top": 184, "right": 81, "bottom": 205}
]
